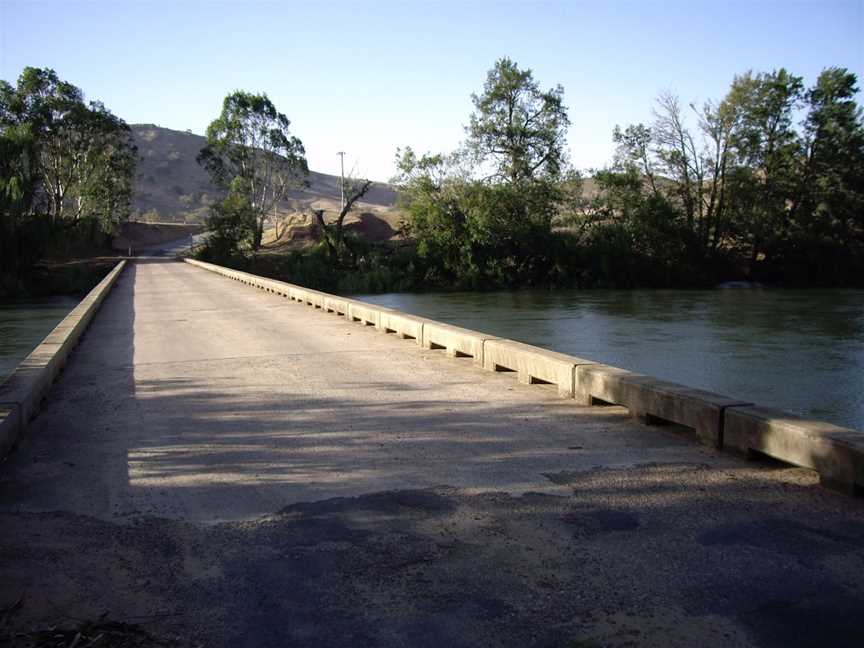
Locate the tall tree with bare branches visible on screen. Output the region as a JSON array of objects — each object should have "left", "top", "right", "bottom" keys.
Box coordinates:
[{"left": 312, "top": 177, "right": 373, "bottom": 267}]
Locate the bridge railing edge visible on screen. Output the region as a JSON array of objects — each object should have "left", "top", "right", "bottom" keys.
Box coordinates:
[
  {"left": 182, "top": 257, "right": 864, "bottom": 496},
  {"left": 0, "top": 259, "right": 128, "bottom": 464}
]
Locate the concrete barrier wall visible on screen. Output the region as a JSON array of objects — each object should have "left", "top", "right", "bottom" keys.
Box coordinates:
[
  {"left": 575, "top": 365, "right": 753, "bottom": 448},
  {"left": 183, "top": 258, "right": 864, "bottom": 496},
  {"left": 378, "top": 311, "right": 429, "bottom": 345},
  {"left": 484, "top": 339, "right": 596, "bottom": 399},
  {"left": 724, "top": 406, "right": 864, "bottom": 496},
  {"left": 0, "top": 260, "right": 127, "bottom": 462},
  {"left": 421, "top": 321, "right": 496, "bottom": 367},
  {"left": 324, "top": 295, "right": 350, "bottom": 316},
  {"left": 347, "top": 300, "right": 387, "bottom": 328}
]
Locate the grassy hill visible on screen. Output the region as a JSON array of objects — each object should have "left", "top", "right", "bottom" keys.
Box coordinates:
[{"left": 130, "top": 125, "right": 401, "bottom": 231}]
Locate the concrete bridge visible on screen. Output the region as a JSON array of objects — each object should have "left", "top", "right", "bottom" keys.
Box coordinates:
[{"left": 1, "top": 259, "right": 862, "bottom": 648}]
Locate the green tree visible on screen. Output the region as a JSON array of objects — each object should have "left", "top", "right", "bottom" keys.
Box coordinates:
[
  {"left": 198, "top": 91, "right": 308, "bottom": 251},
  {"left": 1, "top": 67, "right": 136, "bottom": 285},
  {"left": 603, "top": 70, "right": 810, "bottom": 279},
  {"left": 1, "top": 67, "right": 137, "bottom": 230},
  {"left": 0, "top": 121, "right": 41, "bottom": 278},
  {"left": 612, "top": 123, "right": 660, "bottom": 196},
  {"left": 791, "top": 68, "right": 864, "bottom": 280},
  {"left": 398, "top": 58, "right": 572, "bottom": 287},
  {"left": 397, "top": 62, "right": 863, "bottom": 289},
  {"left": 201, "top": 192, "right": 257, "bottom": 261},
  {"left": 724, "top": 69, "right": 804, "bottom": 266},
  {"left": 467, "top": 57, "right": 569, "bottom": 185},
  {"left": 394, "top": 147, "right": 475, "bottom": 284}
]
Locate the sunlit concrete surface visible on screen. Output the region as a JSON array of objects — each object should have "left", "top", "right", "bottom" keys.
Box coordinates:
[{"left": 1, "top": 260, "right": 862, "bottom": 648}]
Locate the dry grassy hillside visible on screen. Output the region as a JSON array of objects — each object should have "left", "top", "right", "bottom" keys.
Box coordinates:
[
  {"left": 130, "top": 125, "right": 401, "bottom": 230},
  {"left": 129, "top": 125, "right": 608, "bottom": 249}
]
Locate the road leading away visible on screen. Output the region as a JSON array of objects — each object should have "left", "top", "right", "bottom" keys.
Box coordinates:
[
  {"left": 136, "top": 231, "right": 210, "bottom": 258},
  {"left": 1, "top": 261, "right": 862, "bottom": 648}
]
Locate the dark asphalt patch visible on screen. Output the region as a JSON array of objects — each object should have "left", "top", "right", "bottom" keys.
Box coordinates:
[
  {"left": 278, "top": 488, "right": 456, "bottom": 518},
  {"left": 561, "top": 508, "right": 641, "bottom": 535},
  {"left": 699, "top": 518, "right": 864, "bottom": 559}
]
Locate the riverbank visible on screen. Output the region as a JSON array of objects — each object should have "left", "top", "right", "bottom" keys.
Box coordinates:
[
  {"left": 196, "top": 238, "right": 864, "bottom": 297},
  {"left": 0, "top": 257, "right": 119, "bottom": 299}
]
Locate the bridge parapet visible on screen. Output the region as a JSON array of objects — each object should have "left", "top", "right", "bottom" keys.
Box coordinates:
[
  {"left": 484, "top": 339, "right": 596, "bottom": 399},
  {"left": 575, "top": 365, "right": 754, "bottom": 448},
  {"left": 725, "top": 406, "right": 864, "bottom": 496},
  {"left": 378, "top": 311, "right": 430, "bottom": 345},
  {"left": 0, "top": 260, "right": 127, "bottom": 461}
]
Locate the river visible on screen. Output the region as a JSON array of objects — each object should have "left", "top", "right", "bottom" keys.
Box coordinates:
[
  {"left": 358, "top": 289, "right": 864, "bottom": 431},
  {"left": 0, "top": 296, "right": 78, "bottom": 383}
]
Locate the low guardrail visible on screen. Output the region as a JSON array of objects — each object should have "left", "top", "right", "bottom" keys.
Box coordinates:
[{"left": 0, "top": 260, "right": 127, "bottom": 462}]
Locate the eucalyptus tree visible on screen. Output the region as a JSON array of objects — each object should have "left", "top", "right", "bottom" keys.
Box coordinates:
[
  {"left": 1, "top": 67, "right": 135, "bottom": 285},
  {"left": 0, "top": 67, "right": 136, "bottom": 231},
  {"left": 198, "top": 91, "right": 308, "bottom": 250}
]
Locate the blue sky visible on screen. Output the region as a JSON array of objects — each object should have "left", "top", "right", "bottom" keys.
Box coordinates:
[{"left": 1, "top": 0, "right": 861, "bottom": 181}]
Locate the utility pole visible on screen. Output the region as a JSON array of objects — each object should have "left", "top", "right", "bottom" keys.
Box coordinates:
[{"left": 337, "top": 151, "right": 346, "bottom": 211}]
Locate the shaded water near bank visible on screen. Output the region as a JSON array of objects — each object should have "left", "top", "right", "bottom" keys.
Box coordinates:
[
  {"left": 0, "top": 296, "right": 78, "bottom": 382},
  {"left": 358, "top": 289, "right": 864, "bottom": 431}
]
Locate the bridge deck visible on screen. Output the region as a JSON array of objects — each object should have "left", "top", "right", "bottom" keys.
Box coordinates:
[{"left": 1, "top": 261, "right": 862, "bottom": 647}]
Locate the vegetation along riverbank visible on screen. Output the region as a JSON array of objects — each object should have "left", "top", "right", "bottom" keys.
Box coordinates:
[
  {"left": 195, "top": 59, "right": 864, "bottom": 293},
  {"left": 3, "top": 59, "right": 863, "bottom": 296}
]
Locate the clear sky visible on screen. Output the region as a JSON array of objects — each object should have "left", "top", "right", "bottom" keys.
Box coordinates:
[{"left": 1, "top": 0, "right": 861, "bottom": 181}]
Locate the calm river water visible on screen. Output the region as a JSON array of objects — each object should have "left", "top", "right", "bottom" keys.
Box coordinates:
[
  {"left": 0, "top": 296, "right": 78, "bottom": 382},
  {"left": 358, "top": 289, "right": 864, "bottom": 431}
]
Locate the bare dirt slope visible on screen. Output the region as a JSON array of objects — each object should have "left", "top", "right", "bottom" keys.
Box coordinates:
[{"left": 1, "top": 261, "right": 862, "bottom": 648}]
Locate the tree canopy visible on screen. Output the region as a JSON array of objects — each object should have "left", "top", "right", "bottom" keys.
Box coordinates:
[
  {"left": 392, "top": 59, "right": 571, "bottom": 288},
  {"left": 389, "top": 60, "right": 864, "bottom": 291},
  {"left": 580, "top": 66, "right": 864, "bottom": 286},
  {"left": 0, "top": 67, "right": 136, "bottom": 284},
  {"left": 190, "top": 58, "right": 863, "bottom": 293},
  {"left": 467, "top": 57, "right": 569, "bottom": 185}
]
